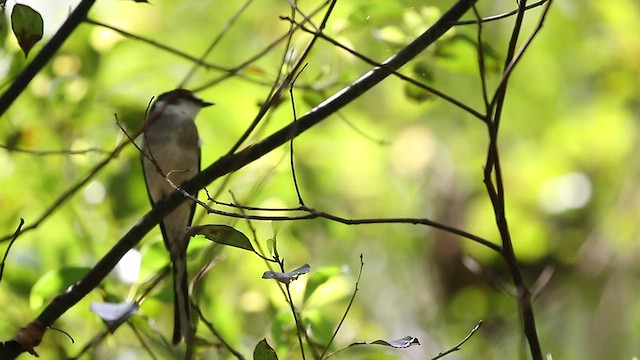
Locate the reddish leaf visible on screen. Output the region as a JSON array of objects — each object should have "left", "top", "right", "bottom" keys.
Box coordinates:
[{"left": 11, "top": 4, "right": 43, "bottom": 57}]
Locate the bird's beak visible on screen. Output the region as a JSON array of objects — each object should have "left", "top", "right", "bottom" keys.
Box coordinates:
[{"left": 201, "top": 100, "right": 214, "bottom": 108}]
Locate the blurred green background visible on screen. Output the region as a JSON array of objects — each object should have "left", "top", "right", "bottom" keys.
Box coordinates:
[{"left": 1, "top": 0, "right": 639, "bottom": 359}]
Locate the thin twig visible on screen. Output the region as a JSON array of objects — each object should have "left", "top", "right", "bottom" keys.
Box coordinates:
[
  {"left": 224, "top": 0, "right": 334, "bottom": 156},
  {"left": 0, "top": 131, "right": 135, "bottom": 243},
  {"left": 191, "top": 1, "right": 332, "bottom": 92},
  {"left": 202, "top": 200, "right": 501, "bottom": 253},
  {"left": 482, "top": 1, "right": 553, "bottom": 359},
  {"left": 0, "top": 144, "right": 109, "bottom": 155},
  {"left": 84, "top": 18, "right": 228, "bottom": 73},
  {"left": 320, "top": 254, "right": 364, "bottom": 359},
  {"left": 288, "top": 64, "right": 308, "bottom": 206},
  {"left": 454, "top": 1, "right": 548, "bottom": 25},
  {"left": 471, "top": 5, "right": 491, "bottom": 117},
  {"left": 430, "top": 320, "right": 483, "bottom": 360},
  {"left": 285, "top": 281, "right": 307, "bottom": 360},
  {"left": 194, "top": 306, "right": 246, "bottom": 359},
  {"left": 179, "top": 0, "right": 256, "bottom": 88},
  {"left": 284, "top": 17, "right": 485, "bottom": 120},
  {"left": 0, "top": 219, "right": 24, "bottom": 282}
]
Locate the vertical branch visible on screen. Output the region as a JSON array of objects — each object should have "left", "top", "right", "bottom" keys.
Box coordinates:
[{"left": 481, "top": 2, "right": 553, "bottom": 360}]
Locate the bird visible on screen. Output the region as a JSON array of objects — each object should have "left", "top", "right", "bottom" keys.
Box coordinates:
[{"left": 140, "top": 89, "right": 213, "bottom": 344}]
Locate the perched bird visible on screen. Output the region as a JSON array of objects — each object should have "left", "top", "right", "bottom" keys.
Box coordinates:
[{"left": 141, "top": 89, "right": 212, "bottom": 344}]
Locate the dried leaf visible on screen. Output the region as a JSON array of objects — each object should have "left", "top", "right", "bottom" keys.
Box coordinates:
[
  {"left": 349, "top": 335, "right": 420, "bottom": 349},
  {"left": 90, "top": 301, "right": 138, "bottom": 323},
  {"left": 262, "top": 264, "right": 311, "bottom": 284}
]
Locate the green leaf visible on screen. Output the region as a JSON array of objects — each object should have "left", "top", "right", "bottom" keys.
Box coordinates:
[
  {"left": 303, "top": 266, "right": 341, "bottom": 302},
  {"left": 191, "top": 224, "right": 254, "bottom": 252},
  {"left": 374, "top": 25, "right": 407, "bottom": 46},
  {"left": 412, "top": 60, "right": 434, "bottom": 84},
  {"left": 11, "top": 4, "right": 43, "bottom": 57},
  {"left": 404, "top": 83, "right": 433, "bottom": 102},
  {"left": 348, "top": 2, "right": 404, "bottom": 28},
  {"left": 303, "top": 309, "right": 334, "bottom": 344},
  {"left": 270, "top": 221, "right": 281, "bottom": 237},
  {"left": 266, "top": 237, "right": 276, "bottom": 257},
  {"left": 253, "top": 339, "right": 278, "bottom": 360},
  {"left": 30, "top": 267, "right": 89, "bottom": 310},
  {"left": 438, "top": 35, "right": 501, "bottom": 74}
]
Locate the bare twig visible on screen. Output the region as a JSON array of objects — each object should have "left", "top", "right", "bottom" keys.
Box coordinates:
[
  {"left": 194, "top": 306, "right": 246, "bottom": 360},
  {"left": 284, "top": 17, "right": 485, "bottom": 120},
  {"left": 320, "top": 254, "right": 364, "bottom": 359},
  {"left": 481, "top": 1, "right": 554, "bottom": 359},
  {"left": 0, "top": 132, "right": 134, "bottom": 243},
  {"left": 471, "top": 5, "right": 491, "bottom": 116},
  {"left": 202, "top": 200, "right": 500, "bottom": 253},
  {"left": 224, "top": 0, "right": 334, "bottom": 156},
  {"left": 0, "top": 219, "right": 24, "bottom": 282},
  {"left": 430, "top": 320, "right": 483, "bottom": 360},
  {"left": 288, "top": 64, "right": 308, "bottom": 206},
  {"left": 83, "top": 18, "right": 228, "bottom": 74},
  {"left": 180, "top": 0, "right": 256, "bottom": 88},
  {"left": 455, "top": 1, "right": 548, "bottom": 25},
  {"left": 0, "top": 144, "right": 109, "bottom": 155}
]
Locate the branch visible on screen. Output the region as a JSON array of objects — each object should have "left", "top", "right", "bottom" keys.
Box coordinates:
[
  {"left": 430, "top": 320, "right": 482, "bottom": 360},
  {"left": 481, "top": 1, "right": 554, "bottom": 359}
]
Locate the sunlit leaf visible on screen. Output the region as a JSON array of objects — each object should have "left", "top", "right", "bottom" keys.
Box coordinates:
[
  {"left": 303, "top": 266, "right": 341, "bottom": 302},
  {"left": 266, "top": 237, "right": 276, "bottom": 257},
  {"left": 303, "top": 309, "right": 334, "bottom": 343},
  {"left": 373, "top": 25, "right": 406, "bottom": 46},
  {"left": 11, "top": 4, "right": 43, "bottom": 57},
  {"left": 270, "top": 221, "right": 281, "bottom": 237},
  {"left": 349, "top": 336, "right": 420, "bottom": 349},
  {"left": 191, "top": 224, "right": 254, "bottom": 252},
  {"left": 262, "top": 264, "right": 310, "bottom": 284},
  {"left": 348, "top": 2, "right": 404, "bottom": 27},
  {"left": 435, "top": 34, "right": 482, "bottom": 74},
  {"left": 253, "top": 339, "right": 278, "bottom": 360},
  {"left": 30, "top": 267, "right": 89, "bottom": 310}
]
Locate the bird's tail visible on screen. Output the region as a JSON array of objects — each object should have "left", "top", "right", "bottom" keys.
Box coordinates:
[{"left": 171, "top": 247, "right": 191, "bottom": 344}]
